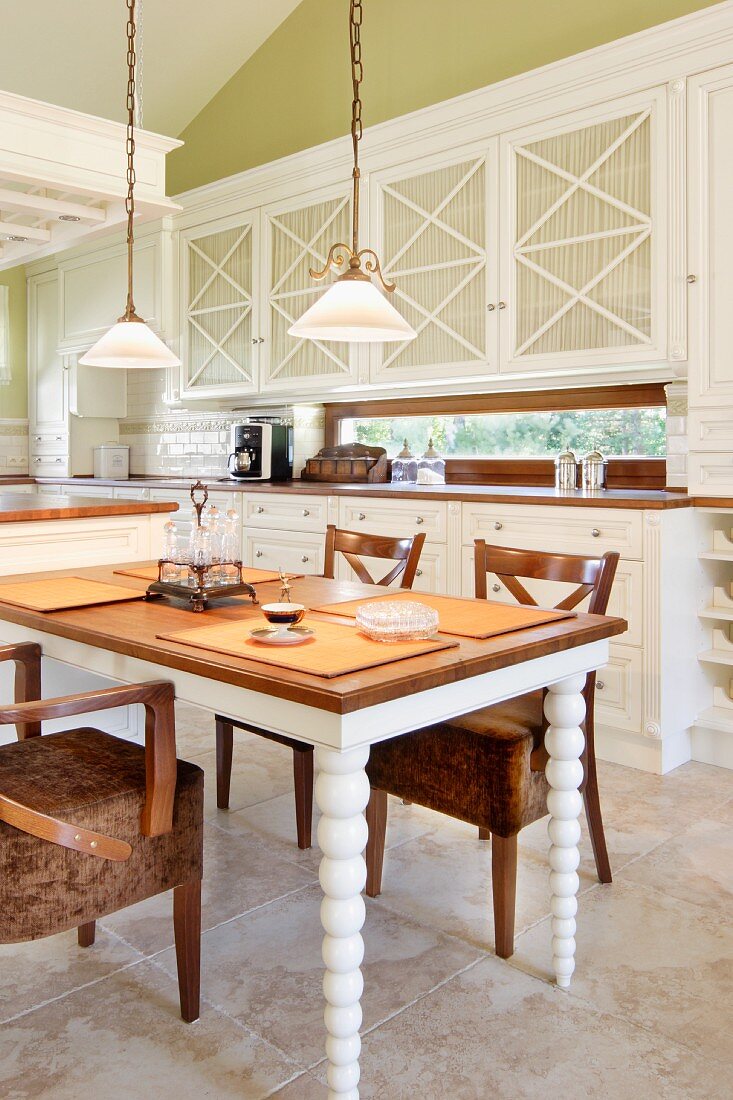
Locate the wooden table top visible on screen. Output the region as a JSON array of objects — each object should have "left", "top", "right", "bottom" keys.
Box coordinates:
[
  {"left": 0, "top": 563, "right": 627, "bottom": 715},
  {"left": 0, "top": 494, "right": 178, "bottom": 523}
]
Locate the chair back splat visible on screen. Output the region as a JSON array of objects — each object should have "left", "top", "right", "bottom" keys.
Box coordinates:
[{"left": 324, "top": 524, "right": 426, "bottom": 588}]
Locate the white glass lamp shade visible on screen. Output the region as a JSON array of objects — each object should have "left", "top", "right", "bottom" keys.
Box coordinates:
[
  {"left": 288, "top": 276, "right": 416, "bottom": 343},
  {"left": 79, "top": 320, "right": 181, "bottom": 369}
]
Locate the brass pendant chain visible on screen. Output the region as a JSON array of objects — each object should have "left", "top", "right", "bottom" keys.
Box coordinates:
[
  {"left": 309, "top": 0, "right": 394, "bottom": 293},
  {"left": 124, "top": 0, "right": 138, "bottom": 321}
]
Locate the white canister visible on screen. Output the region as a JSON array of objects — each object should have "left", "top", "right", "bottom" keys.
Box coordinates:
[{"left": 93, "top": 443, "right": 130, "bottom": 480}]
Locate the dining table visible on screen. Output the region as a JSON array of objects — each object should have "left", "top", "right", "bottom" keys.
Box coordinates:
[{"left": 0, "top": 562, "right": 626, "bottom": 1100}]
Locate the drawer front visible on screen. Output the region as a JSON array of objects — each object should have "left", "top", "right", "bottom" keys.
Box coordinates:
[
  {"left": 461, "top": 549, "right": 641, "bottom": 647},
  {"left": 244, "top": 527, "right": 324, "bottom": 576},
  {"left": 31, "top": 455, "right": 69, "bottom": 477},
  {"left": 150, "top": 489, "right": 236, "bottom": 544},
  {"left": 594, "top": 647, "right": 643, "bottom": 734},
  {"left": 336, "top": 541, "right": 448, "bottom": 595},
  {"left": 31, "top": 431, "right": 68, "bottom": 455},
  {"left": 60, "top": 484, "right": 115, "bottom": 498},
  {"left": 338, "top": 497, "right": 447, "bottom": 543},
  {"left": 462, "top": 503, "right": 643, "bottom": 559},
  {"left": 688, "top": 451, "right": 733, "bottom": 495},
  {"left": 245, "top": 493, "right": 328, "bottom": 532},
  {"left": 687, "top": 408, "right": 733, "bottom": 451},
  {"left": 113, "top": 487, "right": 151, "bottom": 501}
]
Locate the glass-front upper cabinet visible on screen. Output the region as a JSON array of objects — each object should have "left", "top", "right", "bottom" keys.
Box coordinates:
[
  {"left": 369, "top": 148, "right": 496, "bottom": 384},
  {"left": 263, "top": 188, "right": 358, "bottom": 392},
  {"left": 499, "top": 89, "right": 669, "bottom": 375},
  {"left": 180, "top": 210, "right": 260, "bottom": 396}
]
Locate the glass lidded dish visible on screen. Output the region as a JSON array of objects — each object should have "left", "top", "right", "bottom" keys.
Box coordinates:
[{"left": 356, "top": 600, "right": 439, "bottom": 643}]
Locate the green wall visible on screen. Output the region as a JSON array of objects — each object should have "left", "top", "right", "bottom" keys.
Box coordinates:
[
  {"left": 169, "top": 0, "right": 717, "bottom": 195},
  {"left": 0, "top": 267, "right": 27, "bottom": 420}
]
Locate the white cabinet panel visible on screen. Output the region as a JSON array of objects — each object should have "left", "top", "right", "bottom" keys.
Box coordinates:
[
  {"left": 339, "top": 496, "right": 447, "bottom": 543},
  {"left": 369, "top": 150, "right": 496, "bottom": 383},
  {"left": 31, "top": 455, "right": 69, "bottom": 477},
  {"left": 499, "top": 89, "right": 668, "bottom": 374},
  {"left": 244, "top": 526, "right": 324, "bottom": 576},
  {"left": 28, "top": 272, "right": 65, "bottom": 431},
  {"left": 244, "top": 492, "right": 329, "bottom": 532},
  {"left": 462, "top": 503, "right": 643, "bottom": 559},
  {"left": 594, "top": 648, "right": 644, "bottom": 735}
]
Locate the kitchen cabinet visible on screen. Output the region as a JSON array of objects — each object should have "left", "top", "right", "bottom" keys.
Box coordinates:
[
  {"left": 244, "top": 526, "right": 325, "bottom": 576},
  {"left": 499, "top": 89, "right": 668, "bottom": 375},
  {"left": 180, "top": 210, "right": 260, "bottom": 398},
  {"left": 369, "top": 150, "right": 494, "bottom": 384}
]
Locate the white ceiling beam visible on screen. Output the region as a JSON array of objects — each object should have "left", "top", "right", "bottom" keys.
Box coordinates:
[
  {"left": 0, "top": 187, "right": 106, "bottom": 224},
  {"left": 0, "top": 220, "right": 50, "bottom": 243}
]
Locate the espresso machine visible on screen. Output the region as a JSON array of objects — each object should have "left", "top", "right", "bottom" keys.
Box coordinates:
[{"left": 227, "top": 420, "right": 293, "bottom": 481}]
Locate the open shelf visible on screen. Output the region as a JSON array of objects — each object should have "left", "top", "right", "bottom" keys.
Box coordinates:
[{"left": 696, "top": 705, "right": 733, "bottom": 733}]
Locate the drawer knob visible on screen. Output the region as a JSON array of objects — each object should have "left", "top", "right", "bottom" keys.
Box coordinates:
[
  {"left": 416, "top": 568, "right": 423, "bottom": 577},
  {"left": 255, "top": 550, "right": 263, "bottom": 558},
  {"left": 494, "top": 521, "right": 503, "bottom": 530},
  {"left": 487, "top": 303, "right": 496, "bottom": 312},
  {"left": 498, "top": 301, "right": 507, "bottom": 310},
  {"left": 591, "top": 528, "right": 601, "bottom": 538},
  {"left": 358, "top": 512, "right": 366, "bottom": 521},
  {"left": 596, "top": 680, "right": 605, "bottom": 690},
  {"left": 256, "top": 505, "right": 265, "bottom": 514},
  {"left": 416, "top": 516, "right": 424, "bottom": 525},
  {"left": 302, "top": 555, "right": 309, "bottom": 563},
  {"left": 55, "top": 436, "right": 63, "bottom": 441},
  {"left": 55, "top": 458, "right": 63, "bottom": 464},
  {"left": 34, "top": 436, "right": 41, "bottom": 442},
  {"left": 302, "top": 508, "right": 310, "bottom": 517},
  {"left": 492, "top": 583, "right": 501, "bottom": 593}
]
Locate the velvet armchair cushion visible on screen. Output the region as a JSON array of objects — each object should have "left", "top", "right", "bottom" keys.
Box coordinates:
[
  {"left": 0, "top": 728, "right": 203, "bottom": 942},
  {"left": 366, "top": 690, "right": 549, "bottom": 837}
]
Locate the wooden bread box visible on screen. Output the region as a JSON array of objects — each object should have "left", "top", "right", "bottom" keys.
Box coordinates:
[{"left": 301, "top": 443, "right": 389, "bottom": 483}]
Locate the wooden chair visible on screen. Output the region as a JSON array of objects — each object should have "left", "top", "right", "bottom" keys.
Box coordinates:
[
  {"left": 364, "top": 541, "right": 619, "bottom": 959},
  {"left": 0, "top": 642, "right": 203, "bottom": 1022},
  {"left": 215, "top": 523, "right": 426, "bottom": 847}
]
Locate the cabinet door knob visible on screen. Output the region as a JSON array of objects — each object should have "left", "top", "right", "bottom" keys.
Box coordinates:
[
  {"left": 358, "top": 512, "right": 366, "bottom": 521},
  {"left": 494, "top": 521, "right": 503, "bottom": 530},
  {"left": 255, "top": 550, "right": 263, "bottom": 558},
  {"left": 492, "top": 583, "right": 501, "bottom": 593},
  {"left": 34, "top": 436, "right": 41, "bottom": 442},
  {"left": 55, "top": 458, "right": 63, "bottom": 464},
  {"left": 251, "top": 337, "right": 265, "bottom": 344},
  {"left": 416, "top": 568, "right": 423, "bottom": 577},
  {"left": 498, "top": 301, "right": 507, "bottom": 310},
  {"left": 591, "top": 527, "right": 601, "bottom": 537},
  {"left": 686, "top": 274, "right": 697, "bottom": 284},
  {"left": 416, "top": 516, "right": 424, "bottom": 525},
  {"left": 596, "top": 680, "right": 605, "bottom": 690},
  {"left": 256, "top": 505, "right": 265, "bottom": 513},
  {"left": 55, "top": 436, "right": 63, "bottom": 441},
  {"left": 301, "top": 555, "right": 309, "bottom": 563},
  {"left": 487, "top": 303, "right": 496, "bottom": 312},
  {"left": 302, "top": 508, "right": 310, "bottom": 517},
  {"left": 35, "top": 457, "right": 42, "bottom": 464}
]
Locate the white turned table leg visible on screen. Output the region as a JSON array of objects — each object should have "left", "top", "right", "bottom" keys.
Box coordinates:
[
  {"left": 544, "top": 673, "right": 586, "bottom": 989},
  {"left": 315, "top": 745, "right": 370, "bottom": 1100}
]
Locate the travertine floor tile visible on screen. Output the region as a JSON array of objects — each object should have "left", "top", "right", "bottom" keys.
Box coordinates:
[
  {"left": 0, "top": 927, "right": 142, "bottom": 1022},
  {"left": 173, "top": 700, "right": 217, "bottom": 759},
  {"left": 0, "top": 960, "right": 301, "bottom": 1100},
  {"left": 155, "top": 883, "right": 484, "bottom": 1066},
  {"left": 271, "top": 1070, "right": 325, "bottom": 1097},
  {"left": 101, "top": 823, "right": 315, "bottom": 955},
  {"left": 342, "top": 955, "right": 731, "bottom": 1099},
  {"left": 619, "top": 816, "right": 733, "bottom": 911},
  {"left": 512, "top": 879, "right": 733, "bottom": 1067}
]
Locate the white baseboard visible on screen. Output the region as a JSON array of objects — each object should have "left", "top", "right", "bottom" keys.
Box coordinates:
[
  {"left": 690, "top": 725, "right": 733, "bottom": 770},
  {"left": 595, "top": 724, "right": 692, "bottom": 775}
]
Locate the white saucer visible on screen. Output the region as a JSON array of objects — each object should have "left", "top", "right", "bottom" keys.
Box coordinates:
[{"left": 249, "top": 626, "right": 314, "bottom": 646}]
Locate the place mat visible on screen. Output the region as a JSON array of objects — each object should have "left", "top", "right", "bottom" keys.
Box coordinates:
[
  {"left": 0, "top": 577, "right": 147, "bottom": 613},
  {"left": 114, "top": 564, "right": 301, "bottom": 585},
  {"left": 310, "top": 591, "right": 576, "bottom": 640},
  {"left": 157, "top": 617, "right": 457, "bottom": 679}
]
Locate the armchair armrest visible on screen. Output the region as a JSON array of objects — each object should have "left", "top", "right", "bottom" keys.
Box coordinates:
[
  {"left": 0, "top": 680, "right": 178, "bottom": 838},
  {"left": 0, "top": 642, "right": 42, "bottom": 740}
]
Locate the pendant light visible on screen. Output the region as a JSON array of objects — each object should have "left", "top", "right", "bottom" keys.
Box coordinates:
[
  {"left": 80, "top": 0, "right": 180, "bottom": 369},
  {"left": 288, "top": 1, "right": 416, "bottom": 344}
]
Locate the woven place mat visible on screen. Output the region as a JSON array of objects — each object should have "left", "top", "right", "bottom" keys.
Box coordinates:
[
  {"left": 0, "top": 577, "right": 147, "bottom": 612},
  {"left": 310, "top": 590, "right": 576, "bottom": 639},
  {"left": 157, "top": 617, "right": 457, "bottom": 679},
  {"left": 114, "top": 564, "right": 301, "bottom": 585}
]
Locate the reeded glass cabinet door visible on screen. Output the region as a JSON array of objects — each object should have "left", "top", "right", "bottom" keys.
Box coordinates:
[
  {"left": 264, "top": 189, "right": 357, "bottom": 391},
  {"left": 370, "top": 151, "right": 494, "bottom": 382},
  {"left": 500, "top": 92, "right": 667, "bottom": 373},
  {"left": 181, "top": 212, "right": 258, "bottom": 395}
]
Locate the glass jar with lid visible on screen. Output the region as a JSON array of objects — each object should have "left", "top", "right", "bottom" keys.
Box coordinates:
[
  {"left": 391, "top": 439, "right": 418, "bottom": 483},
  {"left": 417, "top": 438, "right": 446, "bottom": 483}
]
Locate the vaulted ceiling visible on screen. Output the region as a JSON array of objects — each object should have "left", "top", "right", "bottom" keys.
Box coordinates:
[{"left": 1, "top": 0, "right": 303, "bottom": 137}]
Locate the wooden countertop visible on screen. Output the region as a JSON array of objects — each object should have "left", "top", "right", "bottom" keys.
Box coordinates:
[
  {"left": 24, "top": 476, "right": 697, "bottom": 509},
  {"left": 0, "top": 564, "right": 626, "bottom": 715},
  {"left": 0, "top": 494, "right": 179, "bottom": 523}
]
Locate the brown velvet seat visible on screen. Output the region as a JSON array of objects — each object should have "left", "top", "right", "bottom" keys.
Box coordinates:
[
  {"left": 215, "top": 523, "right": 426, "bottom": 847},
  {"left": 365, "top": 542, "right": 619, "bottom": 959},
  {"left": 0, "top": 643, "right": 203, "bottom": 1022}
]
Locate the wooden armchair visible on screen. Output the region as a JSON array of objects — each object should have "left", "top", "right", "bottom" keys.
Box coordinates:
[
  {"left": 214, "top": 523, "right": 426, "bottom": 847},
  {"left": 364, "top": 542, "right": 619, "bottom": 959},
  {"left": 0, "top": 643, "right": 203, "bottom": 1022}
]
